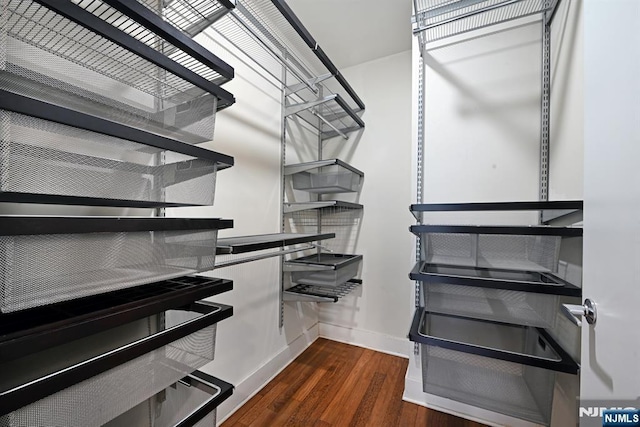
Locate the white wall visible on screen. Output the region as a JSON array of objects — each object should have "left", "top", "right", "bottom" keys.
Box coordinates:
[
  {"left": 166, "top": 30, "right": 320, "bottom": 423},
  {"left": 313, "top": 50, "right": 416, "bottom": 357}
]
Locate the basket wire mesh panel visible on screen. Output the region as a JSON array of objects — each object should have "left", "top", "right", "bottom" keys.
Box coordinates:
[
  {"left": 423, "top": 232, "right": 561, "bottom": 272},
  {"left": 0, "top": 229, "right": 218, "bottom": 312},
  {"left": 422, "top": 282, "right": 559, "bottom": 327},
  {"left": 414, "top": 0, "right": 549, "bottom": 44},
  {"left": 0, "top": 110, "right": 220, "bottom": 206},
  {"left": 289, "top": 254, "right": 362, "bottom": 288},
  {"left": 291, "top": 165, "right": 362, "bottom": 194},
  {"left": 422, "top": 345, "right": 554, "bottom": 425},
  {"left": 105, "top": 373, "right": 220, "bottom": 427},
  {"left": 138, "top": 0, "right": 233, "bottom": 38},
  {"left": 286, "top": 206, "right": 362, "bottom": 254},
  {"left": 0, "top": 0, "right": 219, "bottom": 144},
  {"left": 419, "top": 313, "right": 557, "bottom": 425},
  {"left": 75, "top": 0, "right": 230, "bottom": 85},
  {"left": 0, "top": 310, "right": 219, "bottom": 427}
]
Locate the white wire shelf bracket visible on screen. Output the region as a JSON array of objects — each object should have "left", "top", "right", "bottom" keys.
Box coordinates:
[{"left": 412, "top": 0, "right": 560, "bottom": 45}]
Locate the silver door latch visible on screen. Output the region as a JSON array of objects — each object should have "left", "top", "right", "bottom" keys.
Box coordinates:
[{"left": 561, "top": 299, "right": 597, "bottom": 327}]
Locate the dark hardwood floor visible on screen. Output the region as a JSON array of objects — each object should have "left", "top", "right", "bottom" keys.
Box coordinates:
[{"left": 222, "top": 338, "right": 486, "bottom": 427}]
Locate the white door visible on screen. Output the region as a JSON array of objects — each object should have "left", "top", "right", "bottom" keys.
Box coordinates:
[{"left": 581, "top": 0, "right": 640, "bottom": 425}]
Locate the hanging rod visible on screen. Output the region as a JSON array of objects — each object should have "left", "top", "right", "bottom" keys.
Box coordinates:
[{"left": 214, "top": 245, "right": 315, "bottom": 268}]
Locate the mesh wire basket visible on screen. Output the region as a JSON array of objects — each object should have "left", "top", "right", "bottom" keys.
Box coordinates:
[
  {"left": 291, "top": 164, "right": 362, "bottom": 194},
  {"left": 0, "top": 110, "right": 222, "bottom": 206},
  {"left": 0, "top": 228, "right": 219, "bottom": 312},
  {"left": 423, "top": 282, "right": 559, "bottom": 328},
  {"left": 417, "top": 312, "right": 558, "bottom": 425},
  {"left": 0, "top": 308, "right": 220, "bottom": 427},
  {"left": 424, "top": 233, "right": 562, "bottom": 272},
  {"left": 104, "top": 373, "right": 224, "bottom": 427},
  {"left": 288, "top": 253, "right": 362, "bottom": 288},
  {"left": 0, "top": 0, "right": 220, "bottom": 144},
  {"left": 422, "top": 345, "right": 554, "bottom": 425}
]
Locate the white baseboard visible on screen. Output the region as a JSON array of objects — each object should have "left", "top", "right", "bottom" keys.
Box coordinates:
[
  {"left": 403, "top": 374, "right": 543, "bottom": 427},
  {"left": 318, "top": 322, "right": 410, "bottom": 358},
  {"left": 216, "top": 323, "right": 319, "bottom": 425}
]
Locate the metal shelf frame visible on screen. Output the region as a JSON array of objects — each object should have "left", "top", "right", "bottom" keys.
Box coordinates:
[
  {"left": 208, "top": 0, "right": 365, "bottom": 139},
  {"left": 410, "top": 0, "right": 576, "bottom": 369}
]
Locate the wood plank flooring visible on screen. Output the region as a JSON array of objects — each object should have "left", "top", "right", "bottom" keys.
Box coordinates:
[{"left": 222, "top": 338, "right": 487, "bottom": 427}]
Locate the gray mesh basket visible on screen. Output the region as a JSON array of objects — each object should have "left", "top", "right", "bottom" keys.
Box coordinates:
[
  {"left": 291, "top": 165, "right": 362, "bottom": 194},
  {"left": 423, "top": 282, "right": 559, "bottom": 328},
  {"left": 0, "top": 217, "right": 232, "bottom": 312},
  {"left": 415, "top": 312, "right": 561, "bottom": 426},
  {"left": 424, "top": 233, "right": 561, "bottom": 272},
  {"left": 0, "top": 308, "right": 221, "bottom": 427},
  {"left": 285, "top": 159, "right": 364, "bottom": 194},
  {"left": 105, "top": 372, "right": 230, "bottom": 427},
  {"left": 0, "top": 0, "right": 220, "bottom": 144},
  {"left": 0, "top": 110, "right": 222, "bottom": 206},
  {"left": 288, "top": 253, "right": 362, "bottom": 287}
]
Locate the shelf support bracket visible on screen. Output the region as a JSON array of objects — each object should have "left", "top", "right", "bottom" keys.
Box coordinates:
[
  {"left": 283, "top": 292, "right": 336, "bottom": 303},
  {"left": 284, "top": 95, "right": 336, "bottom": 117},
  {"left": 285, "top": 73, "right": 333, "bottom": 96},
  {"left": 313, "top": 110, "right": 348, "bottom": 140}
]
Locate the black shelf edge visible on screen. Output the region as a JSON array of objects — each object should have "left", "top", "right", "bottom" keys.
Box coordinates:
[
  {"left": 0, "top": 277, "right": 233, "bottom": 363},
  {"left": 409, "top": 262, "right": 581, "bottom": 297},
  {"left": 102, "top": 0, "right": 234, "bottom": 81},
  {"left": 408, "top": 308, "right": 579, "bottom": 375},
  {"left": 33, "top": 0, "right": 235, "bottom": 107},
  {"left": 410, "top": 200, "right": 584, "bottom": 212},
  {"left": 334, "top": 94, "right": 365, "bottom": 128},
  {"left": 0, "top": 193, "right": 203, "bottom": 208},
  {"left": 174, "top": 371, "right": 234, "bottom": 427},
  {"left": 284, "top": 201, "right": 364, "bottom": 210},
  {"left": 216, "top": 232, "right": 336, "bottom": 255},
  {"left": 0, "top": 216, "right": 233, "bottom": 236},
  {"left": 0, "top": 91, "right": 234, "bottom": 169},
  {"left": 410, "top": 224, "right": 583, "bottom": 237},
  {"left": 0, "top": 301, "right": 233, "bottom": 415}
]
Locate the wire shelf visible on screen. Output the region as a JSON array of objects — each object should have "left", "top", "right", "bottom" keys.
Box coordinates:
[
  {"left": 209, "top": 0, "right": 365, "bottom": 118},
  {"left": 1, "top": 0, "right": 234, "bottom": 143},
  {"left": 138, "top": 0, "right": 234, "bottom": 38},
  {"left": 286, "top": 94, "right": 365, "bottom": 140},
  {"left": 74, "top": 0, "right": 232, "bottom": 86},
  {"left": 413, "top": 0, "right": 549, "bottom": 44},
  {"left": 284, "top": 279, "right": 362, "bottom": 303}
]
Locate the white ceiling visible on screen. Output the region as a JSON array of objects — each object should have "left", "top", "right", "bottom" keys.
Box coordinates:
[{"left": 285, "top": 0, "right": 413, "bottom": 70}]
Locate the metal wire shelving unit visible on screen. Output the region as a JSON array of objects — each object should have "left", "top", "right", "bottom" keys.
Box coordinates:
[
  {"left": 412, "top": 0, "right": 557, "bottom": 45},
  {"left": 207, "top": 0, "right": 366, "bottom": 139},
  {"left": 409, "top": 2, "right": 582, "bottom": 424}
]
